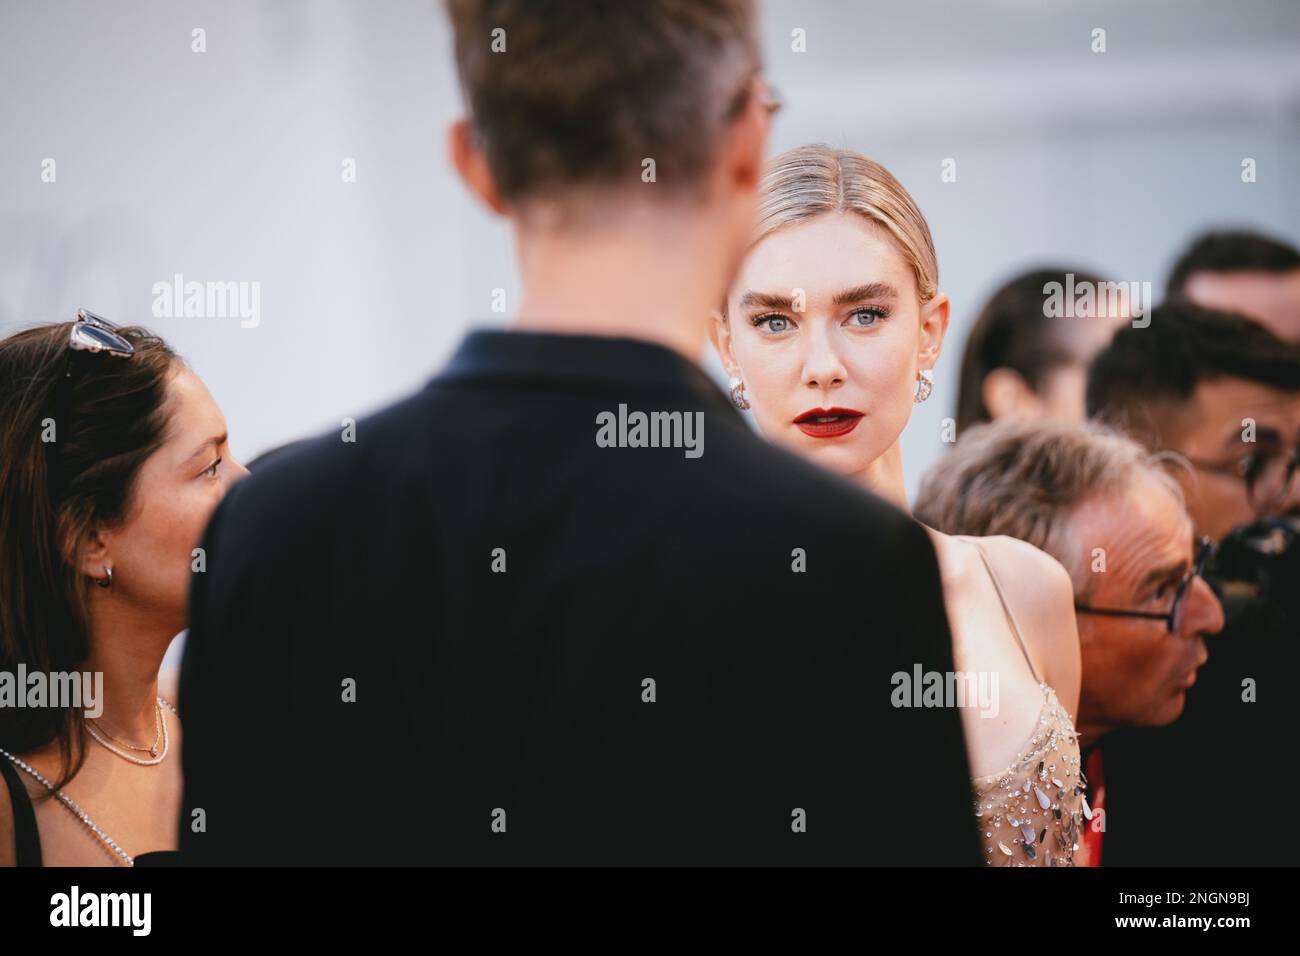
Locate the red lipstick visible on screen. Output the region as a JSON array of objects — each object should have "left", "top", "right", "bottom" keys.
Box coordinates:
[{"left": 793, "top": 407, "right": 864, "bottom": 438}]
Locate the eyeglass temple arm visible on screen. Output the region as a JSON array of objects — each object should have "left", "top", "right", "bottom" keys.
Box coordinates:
[{"left": 1073, "top": 605, "right": 1170, "bottom": 621}]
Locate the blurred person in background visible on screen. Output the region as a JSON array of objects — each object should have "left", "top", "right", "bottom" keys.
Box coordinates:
[
  {"left": 1086, "top": 300, "right": 1300, "bottom": 863},
  {"left": 953, "top": 268, "right": 1131, "bottom": 435},
  {"left": 1166, "top": 229, "right": 1300, "bottom": 343},
  {"left": 916, "top": 418, "right": 1226, "bottom": 865},
  {"left": 1087, "top": 301, "right": 1300, "bottom": 547}
]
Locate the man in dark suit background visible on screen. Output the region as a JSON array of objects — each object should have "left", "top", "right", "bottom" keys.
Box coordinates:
[{"left": 179, "top": 0, "right": 980, "bottom": 865}]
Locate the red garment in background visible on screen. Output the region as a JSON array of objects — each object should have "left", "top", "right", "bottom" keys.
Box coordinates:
[{"left": 1079, "top": 747, "right": 1105, "bottom": 866}]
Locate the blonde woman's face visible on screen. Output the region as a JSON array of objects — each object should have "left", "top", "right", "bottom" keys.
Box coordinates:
[{"left": 715, "top": 211, "right": 946, "bottom": 478}]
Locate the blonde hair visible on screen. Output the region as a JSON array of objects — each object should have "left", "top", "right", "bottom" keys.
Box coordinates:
[{"left": 724, "top": 144, "right": 938, "bottom": 317}]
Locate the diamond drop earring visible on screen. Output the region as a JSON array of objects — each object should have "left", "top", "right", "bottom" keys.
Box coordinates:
[
  {"left": 728, "top": 376, "right": 751, "bottom": 410},
  {"left": 914, "top": 369, "right": 934, "bottom": 404}
]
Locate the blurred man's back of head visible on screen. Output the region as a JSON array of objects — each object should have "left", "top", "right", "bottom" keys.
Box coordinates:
[
  {"left": 445, "top": 0, "right": 761, "bottom": 222},
  {"left": 443, "top": 0, "right": 771, "bottom": 356}
]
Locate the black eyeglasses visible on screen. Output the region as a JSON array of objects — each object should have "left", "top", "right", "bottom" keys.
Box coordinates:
[
  {"left": 1074, "top": 536, "right": 1216, "bottom": 633},
  {"left": 1185, "top": 449, "right": 1300, "bottom": 509},
  {"left": 45, "top": 310, "right": 135, "bottom": 495}
]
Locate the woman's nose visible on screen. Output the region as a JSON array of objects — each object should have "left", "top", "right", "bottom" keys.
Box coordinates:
[
  {"left": 801, "top": 327, "right": 847, "bottom": 389},
  {"left": 227, "top": 457, "right": 251, "bottom": 486}
]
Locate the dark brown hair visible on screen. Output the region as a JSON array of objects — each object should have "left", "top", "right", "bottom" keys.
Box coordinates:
[
  {"left": 0, "top": 321, "right": 178, "bottom": 792},
  {"left": 1167, "top": 229, "right": 1300, "bottom": 298},
  {"left": 955, "top": 268, "right": 1108, "bottom": 433},
  {"left": 444, "top": 0, "right": 760, "bottom": 210},
  {"left": 1086, "top": 301, "right": 1300, "bottom": 448}
]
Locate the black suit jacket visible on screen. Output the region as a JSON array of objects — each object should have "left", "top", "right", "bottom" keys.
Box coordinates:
[
  {"left": 1096, "top": 589, "right": 1297, "bottom": 866},
  {"left": 179, "top": 330, "right": 981, "bottom": 864}
]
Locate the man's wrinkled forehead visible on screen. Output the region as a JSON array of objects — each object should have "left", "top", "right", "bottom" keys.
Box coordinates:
[{"left": 1072, "top": 476, "right": 1193, "bottom": 589}]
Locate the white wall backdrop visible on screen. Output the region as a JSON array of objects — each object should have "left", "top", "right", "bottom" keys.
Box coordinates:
[{"left": 3, "top": 0, "right": 1298, "bottom": 502}]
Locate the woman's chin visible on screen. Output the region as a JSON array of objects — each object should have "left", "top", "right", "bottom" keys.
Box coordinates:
[{"left": 788, "top": 440, "right": 867, "bottom": 477}]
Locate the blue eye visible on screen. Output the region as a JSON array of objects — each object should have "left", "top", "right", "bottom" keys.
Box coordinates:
[
  {"left": 847, "top": 307, "right": 886, "bottom": 327},
  {"left": 752, "top": 313, "right": 791, "bottom": 334}
]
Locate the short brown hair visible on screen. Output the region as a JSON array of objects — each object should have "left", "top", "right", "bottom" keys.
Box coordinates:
[
  {"left": 445, "top": 0, "right": 760, "bottom": 209},
  {"left": 1166, "top": 229, "right": 1300, "bottom": 298},
  {"left": 915, "top": 418, "right": 1185, "bottom": 598},
  {"left": 1087, "top": 301, "right": 1300, "bottom": 449}
]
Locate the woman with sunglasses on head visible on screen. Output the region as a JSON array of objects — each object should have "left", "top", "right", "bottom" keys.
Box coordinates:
[
  {"left": 0, "top": 312, "right": 248, "bottom": 866},
  {"left": 710, "top": 145, "right": 1086, "bottom": 865}
]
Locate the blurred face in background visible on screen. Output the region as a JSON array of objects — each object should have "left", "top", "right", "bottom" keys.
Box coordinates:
[
  {"left": 1070, "top": 472, "right": 1225, "bottom": 741},
  {"left": 983, "top": 297, "right": 1131, "bottom": 426},
  {"left": 1183, "top": 269, "right": 1300, "bottom": 344},
  {"left": 1165, "top": 377, "right": 1300, "bottom": 542},
  {"left": 712, "top": 211, "right": 948, "bottom": 478}
]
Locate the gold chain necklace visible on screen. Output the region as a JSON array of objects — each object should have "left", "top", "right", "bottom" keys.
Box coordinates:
[{"left": 88, "top": 698, "right": 162, "bottom": 756}]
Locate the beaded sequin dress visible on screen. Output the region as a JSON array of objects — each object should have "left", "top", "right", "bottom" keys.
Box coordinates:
[{"left": 957, "top": 537, "right": 1087, "bottom": 867}]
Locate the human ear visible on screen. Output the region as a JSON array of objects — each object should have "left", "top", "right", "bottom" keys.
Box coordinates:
[
  {"left": 708, "top": 309, "right": 743, "bottom": 379},
  {"left": 717, "top": 78, "right": 771, "bottom": 198},
  {"left": 917, "top": 292, "right": 951, "bottom": 371},
  {"left": 981, "top": 367, "right": 1045, "bottom": 420},
  {"left": 74, "top": 526, "right": 114, "bottom": 584},
  {"left": 448, "top": 117, "right": 507, "bottom": 216}
]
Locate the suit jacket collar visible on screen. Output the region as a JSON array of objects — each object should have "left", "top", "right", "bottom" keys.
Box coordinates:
[{"left": 435, "top": 328, "right": 740, "bottom": 417}]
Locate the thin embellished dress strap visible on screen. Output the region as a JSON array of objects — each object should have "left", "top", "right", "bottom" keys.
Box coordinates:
[
  {"left": 960, "top": 536, "right": 1042, "bottom": 684},
  {"left": 0, "top": 755, "right": 42, "bottom": 867}
]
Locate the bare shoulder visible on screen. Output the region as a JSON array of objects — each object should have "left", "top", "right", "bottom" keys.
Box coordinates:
[
  {"left": 158, "top": 667, "right": 180, "bottom": 708},
  {"left": 977, "top": 534, "right": 1075, "bottom": 629},
  {"left": 974, "top": 535, "right": 1082, "bottom": 706},
  {"left": 980, "top": 535, "right": 1073, "bottom": 593},
  {"left": 0, "top": 763, "right": 15, "bottom": 867}
]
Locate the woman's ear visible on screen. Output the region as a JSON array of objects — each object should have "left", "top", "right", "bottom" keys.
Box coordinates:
[
  {"left": 917, "top": 292, "right": 951, "bottom": 371},
  {"left": 708, "top": 309, "right": 742, "bottom": 378},
  {"left": 981, "top": 366, "right": 1045, "bottom": 421},
  {"left": 74, "top": 526, "right": 113, "bottom": 584}
]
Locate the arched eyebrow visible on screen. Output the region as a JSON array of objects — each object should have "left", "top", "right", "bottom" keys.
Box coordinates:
[
  {"left": 180, "top": 433, "right": 227, "bottom": 467},
  {"left": 737, "top": 290, "right": 794, "bottom": 311},
  {"left": 832, "top": 282, "right": 900, "bottom": 305},
  {"left": 737, "top": 282, "right": 900, "bottom": 311}
]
